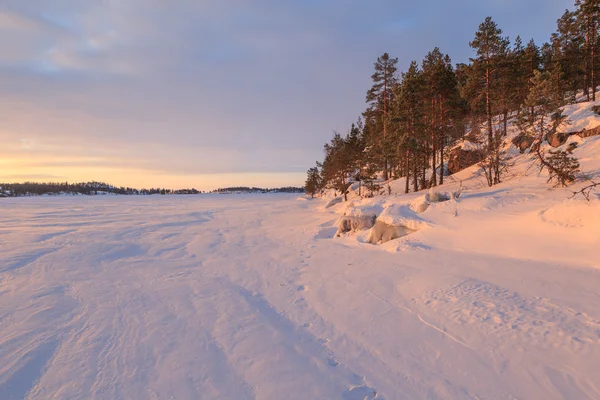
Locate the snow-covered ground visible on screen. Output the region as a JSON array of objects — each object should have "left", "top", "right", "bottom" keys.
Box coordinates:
[{"left": 1, "top": 173, "right": 599, "bottom": 399}]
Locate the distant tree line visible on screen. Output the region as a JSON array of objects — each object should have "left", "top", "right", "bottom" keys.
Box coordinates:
[
  {"left": 0, "top": 182, "right": 305, "bottom": 197},
  {"left": 306, "top": 0, "right": 596, "bottom": 198},
  {"left": 0, "top": 181, "right": 202, "bottom": 197},
  {"left": 210, "top": 186, "right": 305, "bottom": 194}
]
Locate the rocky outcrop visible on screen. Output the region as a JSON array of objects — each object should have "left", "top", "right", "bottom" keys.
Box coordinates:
[
  {"left": 447, "top": 147, "right": 485, "bottom": 175},
  {"left": 541, "top": 125, "right": 600, "bottom": 147},
  {"left": 335, "top": 214, "right": 376, "bottom": 237},
  {"left": 511, "top": 133, "right": 536, "bottom": 153},
  {"left": 576, "top": 125, "right": 600, "bottom": 138}
]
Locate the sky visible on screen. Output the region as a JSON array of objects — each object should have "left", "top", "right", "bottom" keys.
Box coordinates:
[{"left": 0, "top": 0, "right": 574, "bottom": 190}]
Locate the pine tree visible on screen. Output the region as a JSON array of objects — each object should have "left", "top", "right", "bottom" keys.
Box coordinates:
[
  {"left": 366, "top": 53, "right": 399, "bottom": 181},
  {"left": 518, "top": 70, "right": 563, "bottom": 140},
  {"left": 422, "top": 48, "right": 464, "bottom": 186},
  {"left": 393, "top": 61, "right": 426, "bottom": 193},
  {"left": 518, "top": 70, "right": 577, "bottom": 186},
  {"left": 496, "top": 39, "right": 514, "bottom": 137},
  {"left": 345, "top": 121, "right": 366, "bottom": 196},
  {"left": 575, "top": 0, "right": 600, "bottom": 100},
  {"left": 305, "top": 165, "right": 322, "bottom": 198},
  {"left": 546, "top": 149, "right": 580, "bottom": 185},
  {"left": 514, "top": 38, "right": 542, "bottom": 117},
  {"left": 469, "top": 17, "right": 510, "bottom": 147},
  {"left": 551, "top": 10, "right": 584, "bottom": 102}
]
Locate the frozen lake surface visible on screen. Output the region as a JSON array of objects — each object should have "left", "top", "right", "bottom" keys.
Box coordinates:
[{"left": 1, "top": 194, "right": 599, "bottom": 399}]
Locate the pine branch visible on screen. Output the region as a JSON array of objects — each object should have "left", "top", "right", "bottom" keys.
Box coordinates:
[{"left": 570, "top": 181, "right": 599, "bottom": 201}]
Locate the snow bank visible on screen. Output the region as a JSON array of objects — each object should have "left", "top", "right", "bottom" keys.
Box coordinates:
[
  {"left": 563, "top": 100, "right": 600, "bottom": 133},
  {"left": 343, "top": 202, "right": 385, "bottom": 218},
  {"left": 325, "top": 196, "right": 343, "bottom": 208},
  {"left": 376, "top": 204, "right": 432, "bottom": 231},
  {"left": 539, "top": 197, "right": 600, "bottom": 229},
  {"left": 409, "top": 189, "right": 460, "bottom": 214}
]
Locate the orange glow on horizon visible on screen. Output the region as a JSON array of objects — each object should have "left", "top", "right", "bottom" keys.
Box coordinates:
[{"left": 0, "top": 156, "right": 305, "bottom": 191}]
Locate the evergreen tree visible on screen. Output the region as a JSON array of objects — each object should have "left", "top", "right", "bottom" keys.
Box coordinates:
[
  {"left": 305, "top": 165, "right": 322, "bottom": 198},
  {"left": 469, "top": 17, "right": 510, "bottom": 147},
  {"left": 320, "top": 129, "right": 363, "bottom": 201},
  {"left": 518, "top": 70, "right": 577, "bottom": 185},
  {"left": 345, "top": 121, "right": 367, "bottom": 196},
  {"left": 422, "top": 48, "right": 464, "bottom": 185},
  {"left": 366, "top": 53, "right": 399, "bottom": 181},
  {"left": 518, "top": 70, "right": 565, "bottom": 140},
  {"left": 551, "top": 10, "right": 584, "bottom": 102},
  {"left": 394, "top": 61, "right": 426, "bottom": 193},
  {"left": 575, "top": 0, "right": 600, "bottom": 100},
  {"left": 514, "top": 38, "right": 542, "bottom": 118}
]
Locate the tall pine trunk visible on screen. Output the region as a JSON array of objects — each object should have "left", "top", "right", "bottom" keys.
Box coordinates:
[
  {"left": 421, "top": 154, "right": 427, "bottom": 189},
  {"left": 413, "top": 152, "right": 419, "bottom": 192},
  {"left": 439, "top": 100, "right": 445, "bottom": 185},
  {"left": 592, "top": 27, "right": 596, "bottom": 101},
  {"left": 439, "top": 140, "right": 445, "bottom": 185},
  {"left": 430, "top": 97, "right": 438, "bottom": 187},
  {"left": 486, "top": 53, "right": 493, "bottom": 147},
  {"left": 585, "top": 18, "right": 591, "bottom": 101},
  {"left": 405, "top": 150, "right": 410, "bottom": 194},
  {"left": 382, "top": 70, "right": 389, "bottom": 181},
  {"left": 383, "top": 159, "right": 388, "bottom": 182}
]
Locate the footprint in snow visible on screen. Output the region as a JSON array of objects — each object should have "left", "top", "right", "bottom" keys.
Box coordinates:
[
  {"left": 342, "top": 385, "right": 378, "bottom": 400},
  {"left": 327, "top": 358, "right": 339, "bottom": 367},
  {"left": 297, "top": 285, "right": 309, "bottom": 292},
  {"left": 303, "top": 322, "right": 313, "bottom": 328}
]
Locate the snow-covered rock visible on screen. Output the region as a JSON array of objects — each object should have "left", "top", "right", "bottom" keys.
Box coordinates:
[
  {"left": 335, "top": 214, "right": 376, "bottom": 237},
  {"left": 367, "top": 220, "right": 416, "bottom": 244},
  {"left": 325, "top": 196, "right": 343, "bottom": 208},
  {"left": 447, "top": 146, "right": 485, "bottom": 174}
]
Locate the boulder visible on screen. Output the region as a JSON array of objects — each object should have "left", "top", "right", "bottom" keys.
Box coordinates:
[
  {"left": 447, "top": 147, "right": 485, "bottom": 175},
  {"left": 546, "top": 130, "right": 570, "bottom": 147},
  {"left": 335, "top": 214, "right": 376, "bottom": 237},
  {"left": 511, "top": 133, "right": 536, "bottom": 153}
]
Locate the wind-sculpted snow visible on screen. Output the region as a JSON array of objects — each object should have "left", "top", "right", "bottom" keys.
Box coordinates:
[{"left": 1, "top": 194, "right": 599, "bottom": 399}]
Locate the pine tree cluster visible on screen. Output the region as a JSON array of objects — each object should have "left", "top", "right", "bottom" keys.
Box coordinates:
[{"left": 306, "top": 0, "right": 600, "bottom": 198}]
